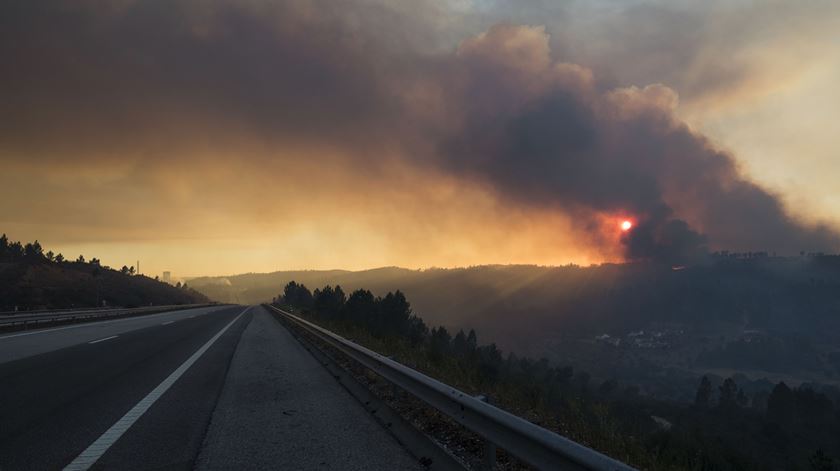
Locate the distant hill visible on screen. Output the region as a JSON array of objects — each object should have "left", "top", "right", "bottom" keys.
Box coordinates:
[
  {"left": 188, "top": 267, "right": 416, "bottom": 305},
  {"left": 0, "top": 235, "right": 209, "bottom": 310},
  {"left": 189, "top": 256, "right": 840, "bottom": 372}
]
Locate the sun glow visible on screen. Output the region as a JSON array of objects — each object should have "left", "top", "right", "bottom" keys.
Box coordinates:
[{"left": 621, "top": 220, "right": 633, "bottom": 232}]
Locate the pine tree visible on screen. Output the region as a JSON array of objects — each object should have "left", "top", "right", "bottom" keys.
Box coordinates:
[
  {"left": 718, "top": 378, "right": 738, "bottom": 409},
  {"left": 694, "top": 376, "right": 712, "bottom": 409}
]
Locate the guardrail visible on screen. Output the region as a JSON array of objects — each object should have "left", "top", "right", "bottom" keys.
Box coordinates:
[
  {"left": 0, "top": 306, "right": 115, "bottom": 316},
  {"left": 266, "top": 304, "right": 635, "bottom": 471},
  {"left": 0, "top": 304, "right": 218, "bottom": 329}
]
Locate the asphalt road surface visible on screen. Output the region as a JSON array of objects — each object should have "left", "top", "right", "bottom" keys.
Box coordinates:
[{"left": 0, "top": 305, "right": 422, "bottom": 470}]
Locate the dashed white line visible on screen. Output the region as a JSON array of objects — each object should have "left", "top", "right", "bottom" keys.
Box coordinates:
[
  {"left": 63, "top": 307, "right": 250, "bottom": 471},
  {"left": 88, "top": 335, "right": 118, "bottom": 344},
  {"left": 161, "top": 321, "right": 175, "bottom": 325}
]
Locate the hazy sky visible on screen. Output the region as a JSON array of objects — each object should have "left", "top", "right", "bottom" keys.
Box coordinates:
[{"left": 1, "top": 0, "right": 838, "bottom": 277}]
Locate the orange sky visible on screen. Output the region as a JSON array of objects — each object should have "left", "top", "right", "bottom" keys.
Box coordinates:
[{"left": 1, "top": 1, "right": 838, "bottom": 277}]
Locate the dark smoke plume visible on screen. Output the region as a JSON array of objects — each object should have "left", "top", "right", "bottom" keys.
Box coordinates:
[
  {"left": 0, "top": 3, "right": 836, "bottom": 261},
  {"left": 432, "top": 24, "right": 837, "bottom": 260}
]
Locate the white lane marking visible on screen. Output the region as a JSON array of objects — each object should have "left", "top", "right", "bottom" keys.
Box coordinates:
[
  {"left": 88, "top": 335, "right": 118, "bottom": 344},
  {"left": 63, "top": 307, "right": 250, "bottom": 471},
  {"left": 0, "top": 307, "right": 222, "bottom": 340},
  {"left": 161, "top": 321, "right": 174, "bottom": 325}
]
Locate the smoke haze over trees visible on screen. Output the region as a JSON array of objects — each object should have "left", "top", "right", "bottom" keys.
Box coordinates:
[
  {"left": 191, "top": 256, "right": 840, "bottom": 403},
  {"left": 193, "top": 255, "right": 840, "bottom": 338}
]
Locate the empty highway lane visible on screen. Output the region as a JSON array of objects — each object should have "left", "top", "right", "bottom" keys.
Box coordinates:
[
  {"left": 0, "top": 305, "right": 231, "bottom": 363},
  {"left": 0, "top": 305, "right": 423, "bottom": 470}
]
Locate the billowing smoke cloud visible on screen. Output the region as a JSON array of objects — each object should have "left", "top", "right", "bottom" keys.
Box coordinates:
[
  {"left": 430, "top": 24, "right": 839, "bottom": 261},
  {"left": 0, "top": 1, "right": 837, "bottom": 263}
]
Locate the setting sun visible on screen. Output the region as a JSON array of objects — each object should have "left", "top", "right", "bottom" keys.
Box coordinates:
[{"left": 621, "top": 220, "right": 633, "bottom": 232}]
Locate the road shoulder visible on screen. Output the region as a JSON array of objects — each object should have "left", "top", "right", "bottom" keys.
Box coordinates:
[{"left": 195, "top": 305, "right": 423, "bottom": 471}]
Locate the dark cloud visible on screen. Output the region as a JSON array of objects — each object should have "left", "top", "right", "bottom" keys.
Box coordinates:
[
  {"left": 0, "top": 1, "right": 836, "bottom": 262},
  {"left": 0, "top": 0, "right": 414, "bottom": 160}
]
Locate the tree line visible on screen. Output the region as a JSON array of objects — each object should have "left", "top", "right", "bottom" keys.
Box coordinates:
[
  {"left": 276, "top": 281, "right": 507, "bottom": 386},
  {"left": 0, "top": 233, "right": 192, "bottom": 290},
  {"left": 1, "top": 234, "right": 100, "bottom": 266},
  {"left": 694, "top": 375, "right": 836, "bottom": 427}
]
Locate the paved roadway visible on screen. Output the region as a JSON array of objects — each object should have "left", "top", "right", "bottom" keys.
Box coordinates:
[{"left": 0, "top": 305, "right": 423, "bottom": 470}]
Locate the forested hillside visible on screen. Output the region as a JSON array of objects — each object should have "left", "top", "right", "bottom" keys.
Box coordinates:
[
  {"left": 190, "top": 256, "right": 840, "bottom": 380},
  {"left": 191, "top": 256, "right": 840, "bottom": 335},
  {"left": 0, "top": 234, "right": 208, "bottom": 310},
  {"left": 275, "top": 281, "right": 840, "bottom": 470}
]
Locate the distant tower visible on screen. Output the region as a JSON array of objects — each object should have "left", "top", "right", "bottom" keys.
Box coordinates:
[
  {"left": 163, "top": 271, "right": 171, "bottom": 283},
  {"left": 136, "top": 260, "right": 140, "bottom": 275}
]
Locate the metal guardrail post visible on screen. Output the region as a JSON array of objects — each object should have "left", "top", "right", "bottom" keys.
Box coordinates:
[
  {"left": 476, "top": 394, "right": 497, "bottom": 471},
  {"left": 387, "top": 355, "right": 402, "bottom": 400}
]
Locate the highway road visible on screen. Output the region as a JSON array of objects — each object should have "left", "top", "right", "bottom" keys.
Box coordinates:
[{"left": 0, "top": 305, "right": 423, "bottom": 470}]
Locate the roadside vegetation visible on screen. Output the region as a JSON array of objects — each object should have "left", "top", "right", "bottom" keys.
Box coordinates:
[{"left": 276, "top": 280, "right": 840, "bottom": 470}]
